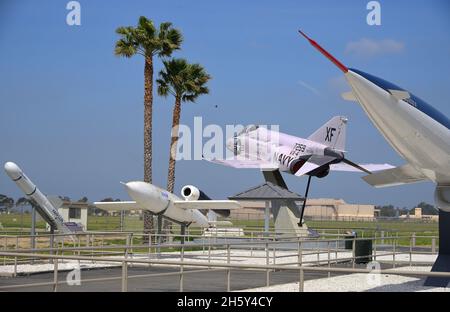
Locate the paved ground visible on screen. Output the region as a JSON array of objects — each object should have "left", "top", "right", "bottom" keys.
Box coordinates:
[{"left": 0, "top": 262, "right": 409, "bottom": 292}]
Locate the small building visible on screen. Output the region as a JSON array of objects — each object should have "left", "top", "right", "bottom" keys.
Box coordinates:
[
  {"left": 231, "top": 198, "right": 376, "bottom": 221},
  {"left": 400, "top": 207, "right": 439, "bottom": 221},
  {"left": 46, "top": 201, "right": 88, "bottom": 231}
]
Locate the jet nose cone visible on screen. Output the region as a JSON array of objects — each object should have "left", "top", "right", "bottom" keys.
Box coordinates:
[{"left": 4, "top": 162, "right": 22, "bottom": 180}]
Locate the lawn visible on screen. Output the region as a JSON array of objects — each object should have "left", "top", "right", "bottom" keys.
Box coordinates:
[{"left": 0, "top": 213, "right": 438, "bottom": 246}]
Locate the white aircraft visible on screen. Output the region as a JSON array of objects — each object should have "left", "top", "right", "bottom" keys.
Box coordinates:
[
  {"left": 94, "top": 182, "right": 241, "bottom": 229},
  {"left": 208, "top": 116, "right": 392, "bottom": 178},
  {"left": 298, "top": 30, "right": 450, "bottom": 286},
  {"left": 298, "top": 30, "right": 450, "bottom": 212},
  {"left": 205, "top": 116, "right": 393, "bottom": 222}
]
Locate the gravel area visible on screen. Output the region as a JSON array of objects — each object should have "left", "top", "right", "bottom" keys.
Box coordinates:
[
  {"left": 0, "top": 260, "right": 119, "bottom": 275},
  {"left": 238, "top": 266, "right": 450, "bottom": 292}
]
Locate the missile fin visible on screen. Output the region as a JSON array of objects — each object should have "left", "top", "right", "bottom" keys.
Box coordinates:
[{"left": 388, "top": 89, "right": 410, "bottom": 101}]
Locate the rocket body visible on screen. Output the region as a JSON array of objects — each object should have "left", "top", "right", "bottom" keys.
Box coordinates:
[{"left": 4, "top": 162, "right": 71, "bottom": 233}]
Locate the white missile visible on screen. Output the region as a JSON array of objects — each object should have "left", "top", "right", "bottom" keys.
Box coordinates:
[
  {"left": 94, "top": 182, "right": 239, "bottom": 228},
  {"left": 4, "top": 162, "right": 72, "bottom": 234}
]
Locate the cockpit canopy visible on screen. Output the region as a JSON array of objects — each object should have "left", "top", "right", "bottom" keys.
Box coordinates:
[{"left": 236, "top": 124, "right": 259, "bottom": 136}]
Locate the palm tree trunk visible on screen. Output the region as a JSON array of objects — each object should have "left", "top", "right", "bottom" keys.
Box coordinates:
[
  {"left": 163, "top": 96, "right": 182, "bottom": 236},
  {"left": 143, "top": 56, "right": 154, "bottom": 236},
  {"left": 166, "top": 96, "right": 182, "bottom": 193}
]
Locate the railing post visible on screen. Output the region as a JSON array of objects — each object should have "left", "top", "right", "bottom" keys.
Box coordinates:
[
  {"left": 180, "top": 243, "right": 184, "bottom": 292},
  {"left": 273, "top": 237, "right": 276, "bottom": 265},
  {"left": 53, "top": 258, "right": 58, "bottom": 292},
  {"left": 266, "top": 242, "right": 270, "bottom": 287},
  {"left": 432, "top": 237, "right": 436, "bottom": 254},
  {"left": 352, "top": 237, "right": 356, "bottom": 269},
  {"left": 327, "top": 241, "right": 331, "bottom": 278},
  {"left": 227, "top": 244, "right": 231, "bottom": 292},
  {"left": 208, "top": 240, "right": 211, "bottom": 268},
  {"left": 14, "top": 237, "right": 18, "bottom": 277},
  {"left": 409, "top": 235, "right": 413, "bottom": 267},
  {"left": 298, "top": 268, "right": 304, "bottom": 292},
  {"left": 393, "top": 237, "right": 396, "bottom": 268},
  {"left": 3, "top": 237, "right": 7, "bottom": 266},
  {"left": 335, "top": 239, "right": 338, "bottom": 264},
  {"left": 412, "top": 232, "right": 416, "bottom": 248},
  {"left": 374, "top": 232, "right": 377, "bottom": 261},
  {"left": 121, "top": 261, "right": 128, "bottom": 292},
  {"left": 250, "top": 232, "right": 253, "bottom": 257},
  {"left": 86, "top": 234, "right": 94, "bottom": 263},
  {"left": 77, "top": 235, "right": 81, "bottom": 256}
]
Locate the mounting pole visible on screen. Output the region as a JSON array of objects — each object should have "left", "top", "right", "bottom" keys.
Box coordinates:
[
  {"left": 180, "top": 224, "right": 186, "bottom": 245},
  {"left": 298, "top": 175, "right": 312, "bottom": 227}
]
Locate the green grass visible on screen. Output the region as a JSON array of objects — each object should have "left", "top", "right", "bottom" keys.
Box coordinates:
[
  {"left": 0, "top": 213, "right": 439, "bottom": 247},
  {"left": 0, "top": 214, "right": 143, "bottom": 231}
]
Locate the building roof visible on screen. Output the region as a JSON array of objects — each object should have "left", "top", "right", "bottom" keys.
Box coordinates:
[{"left": 228, "top": 182, "right": 304, "bottom": 201}]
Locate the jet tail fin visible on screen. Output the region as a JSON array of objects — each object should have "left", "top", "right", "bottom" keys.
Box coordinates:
[{"left": 307, "top": 116, "right": 347, "bottom": 151}]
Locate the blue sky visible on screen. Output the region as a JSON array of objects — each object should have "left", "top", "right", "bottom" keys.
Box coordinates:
[{"left": 1, "top": 0, "right": 449, "bottom": 208}]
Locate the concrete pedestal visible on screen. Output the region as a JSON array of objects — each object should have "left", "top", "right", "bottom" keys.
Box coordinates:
[{"left": 424, "top": 210, "right": 450, "bottom": 287}]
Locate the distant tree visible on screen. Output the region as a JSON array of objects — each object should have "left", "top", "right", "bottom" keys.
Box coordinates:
[
  {"left": 15, "top": 197, "right": 38, "bottom": 210},
  {"left": 77, "top": 196, "right": 89, "bottom": 203},
  {"left": 0, "top": 195, "right": 15, "bottom": 213},
  {"left": 59, "top": 196, "right": 71, "bottom": 202},
  {"left": 375, "top": 205, "right": 398, "bottom": 217},
  {"left": 88, "top": 198, "right": 111, "bottom": 216}
]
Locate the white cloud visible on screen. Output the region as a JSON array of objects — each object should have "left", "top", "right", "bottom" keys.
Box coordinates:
[
  {"left": 297, "top": 80, "right": 320, "bottom": 96},
  {"left": 345, "top": 38, "right": 405, "bottom": 58}
]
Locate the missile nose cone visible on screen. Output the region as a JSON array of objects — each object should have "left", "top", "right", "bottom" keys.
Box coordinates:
[
  {"left": 122, "top": 181, "right": 148, "bottom": 196},
  {"left": 4, "top": 162, "right": 22, "bottom": 180},
  {"left": 122, "top": 181, "right": 158, "bottom": 205}
]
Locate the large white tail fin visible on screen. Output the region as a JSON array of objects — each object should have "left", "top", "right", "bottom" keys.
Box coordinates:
[{"left": 307, "top": 116, "right": 347, "bottom": 151}]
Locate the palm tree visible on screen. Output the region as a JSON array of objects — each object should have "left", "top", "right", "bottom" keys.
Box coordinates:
[
  {"left": 115, "top": 17, "right": 182, "bottom": 234},
  {"left": 156, "top": 58, "right": 211, "bottom": 194}
]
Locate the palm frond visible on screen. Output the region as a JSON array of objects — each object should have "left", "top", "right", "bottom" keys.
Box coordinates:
[
  {"left": 156, "top": 58, "right": 211, "bottom": 103},
  {"left": 114, "top": 38, "right": 137, "bottom": 57},
  {"left": 115, "top": 18, "right": 182, "bottom": 58}
]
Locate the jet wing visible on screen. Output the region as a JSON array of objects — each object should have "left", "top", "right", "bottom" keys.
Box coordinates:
[
  {"left": 331, "top": 163, "right": 395, "bottom": 173},
  {"left": 362, "top": 164, "right": 428, "bottom": 188},
  {"left": 173, "top": 200, "right": 242, "bottom": 210},
  {"left": 93, "top": 201, "right": 142, "bottom": 211},
  {"left": 295, "top": 155, "right": 336, "bottom": 177},
  {"left": 205, "top": 157, "right": 278, "bottom": 170}
]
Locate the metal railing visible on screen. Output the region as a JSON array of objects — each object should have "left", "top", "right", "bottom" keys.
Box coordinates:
[
  {"left": 0, "top": 230, "right": 444, "bottom": 292},
  {"left": 0, "top": 248, "right": 448, "bottom": 292}
]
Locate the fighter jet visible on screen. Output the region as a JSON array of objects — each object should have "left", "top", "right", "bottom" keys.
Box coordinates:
[
  {"left": 205, "top": 116, "right": 393, "bottom": 222},
  {"left": 298, "top": 30, "right": 450, "bottom": 211},
  {"left": 94, "top": 182, "right": 241, "bottom": 232},
  {"left": 208, "top": 116, "right": 392, "bottom": 177}
]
